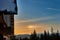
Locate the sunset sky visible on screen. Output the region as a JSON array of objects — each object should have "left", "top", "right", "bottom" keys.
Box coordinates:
[{"left": 14, "top": 0, "right": 60, "bottom": 35}]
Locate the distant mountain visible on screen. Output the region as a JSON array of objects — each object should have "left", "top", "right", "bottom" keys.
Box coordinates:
[
  {"left": 15, "top": 34, "right": 30, "bottom": 39},
  {"left": 15, "top": 33, "right": 60, "bottom": 39},
  {"left": 15, "top": 33, "right": 42, "bottom": 39}
]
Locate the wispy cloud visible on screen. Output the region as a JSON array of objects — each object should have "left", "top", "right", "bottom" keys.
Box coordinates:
[
  {"left": 47, "top": 8, "right": 60, "bottom": 11},
  {"left": 15, "top": 16, "right": 55, "bottom": 23}
]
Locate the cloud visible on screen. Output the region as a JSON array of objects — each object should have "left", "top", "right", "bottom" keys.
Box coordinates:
[
  {"left": 15, "top": 21, "right": 60, "bottom": 35},
  {"left": 47, "top": 8, "right": 60, "bottom": 11},
  {"left": 14, "top": 16, "right": 60, "bottom": 35},
  {"left": 15, "top": 16, "right": 55, "bottom": 23}
]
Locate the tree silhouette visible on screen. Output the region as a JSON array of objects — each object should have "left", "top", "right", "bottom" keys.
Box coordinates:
[
  {"left": 16, "top": 28, "right": 60, "bottom": 40},
  {"left": 30, "top": 30, "right": 38, "bottom": 40}
]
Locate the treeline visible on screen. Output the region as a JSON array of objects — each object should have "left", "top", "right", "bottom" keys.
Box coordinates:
[
  {"left": 16, "top": 30, "right": 60, "bottom": 40},
  {"left": 17, "top": 31, "right": 60, "bottom": 40}
]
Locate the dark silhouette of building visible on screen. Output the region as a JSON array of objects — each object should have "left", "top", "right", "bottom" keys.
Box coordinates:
[
  {"left": 0, "top": 0, "right": 17, "bottom": 40},
  {"left": 0, "top": 13, "right": 14, "bottom": 40}
]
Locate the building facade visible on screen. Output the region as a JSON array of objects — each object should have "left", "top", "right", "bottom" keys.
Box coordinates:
[{"left": 4, "top": 14, "right": 14, "bottom": 40}]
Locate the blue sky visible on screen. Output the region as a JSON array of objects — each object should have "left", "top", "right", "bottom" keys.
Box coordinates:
[
  {"left": 14, "top": 0, "right": 60, "bottom": 34},
  {"left": 15, "top": 0, "right": 60, "bottom": 23}
]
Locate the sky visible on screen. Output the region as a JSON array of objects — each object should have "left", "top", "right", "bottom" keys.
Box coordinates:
[{"left": 14, "top": 0, "right": 60, "bottom": 35}]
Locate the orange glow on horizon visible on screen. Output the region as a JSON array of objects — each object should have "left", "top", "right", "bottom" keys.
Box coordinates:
[
  {"left": 14, "top": 24, "right": 50, "bottom": 35},
  {"left": 14, "top": 20, "right": 60, "bottom": 35}
]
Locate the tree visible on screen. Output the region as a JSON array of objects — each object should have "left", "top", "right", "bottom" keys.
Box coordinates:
[{"left": 30, "top": 30, "right": 38, "bottom": 40}]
